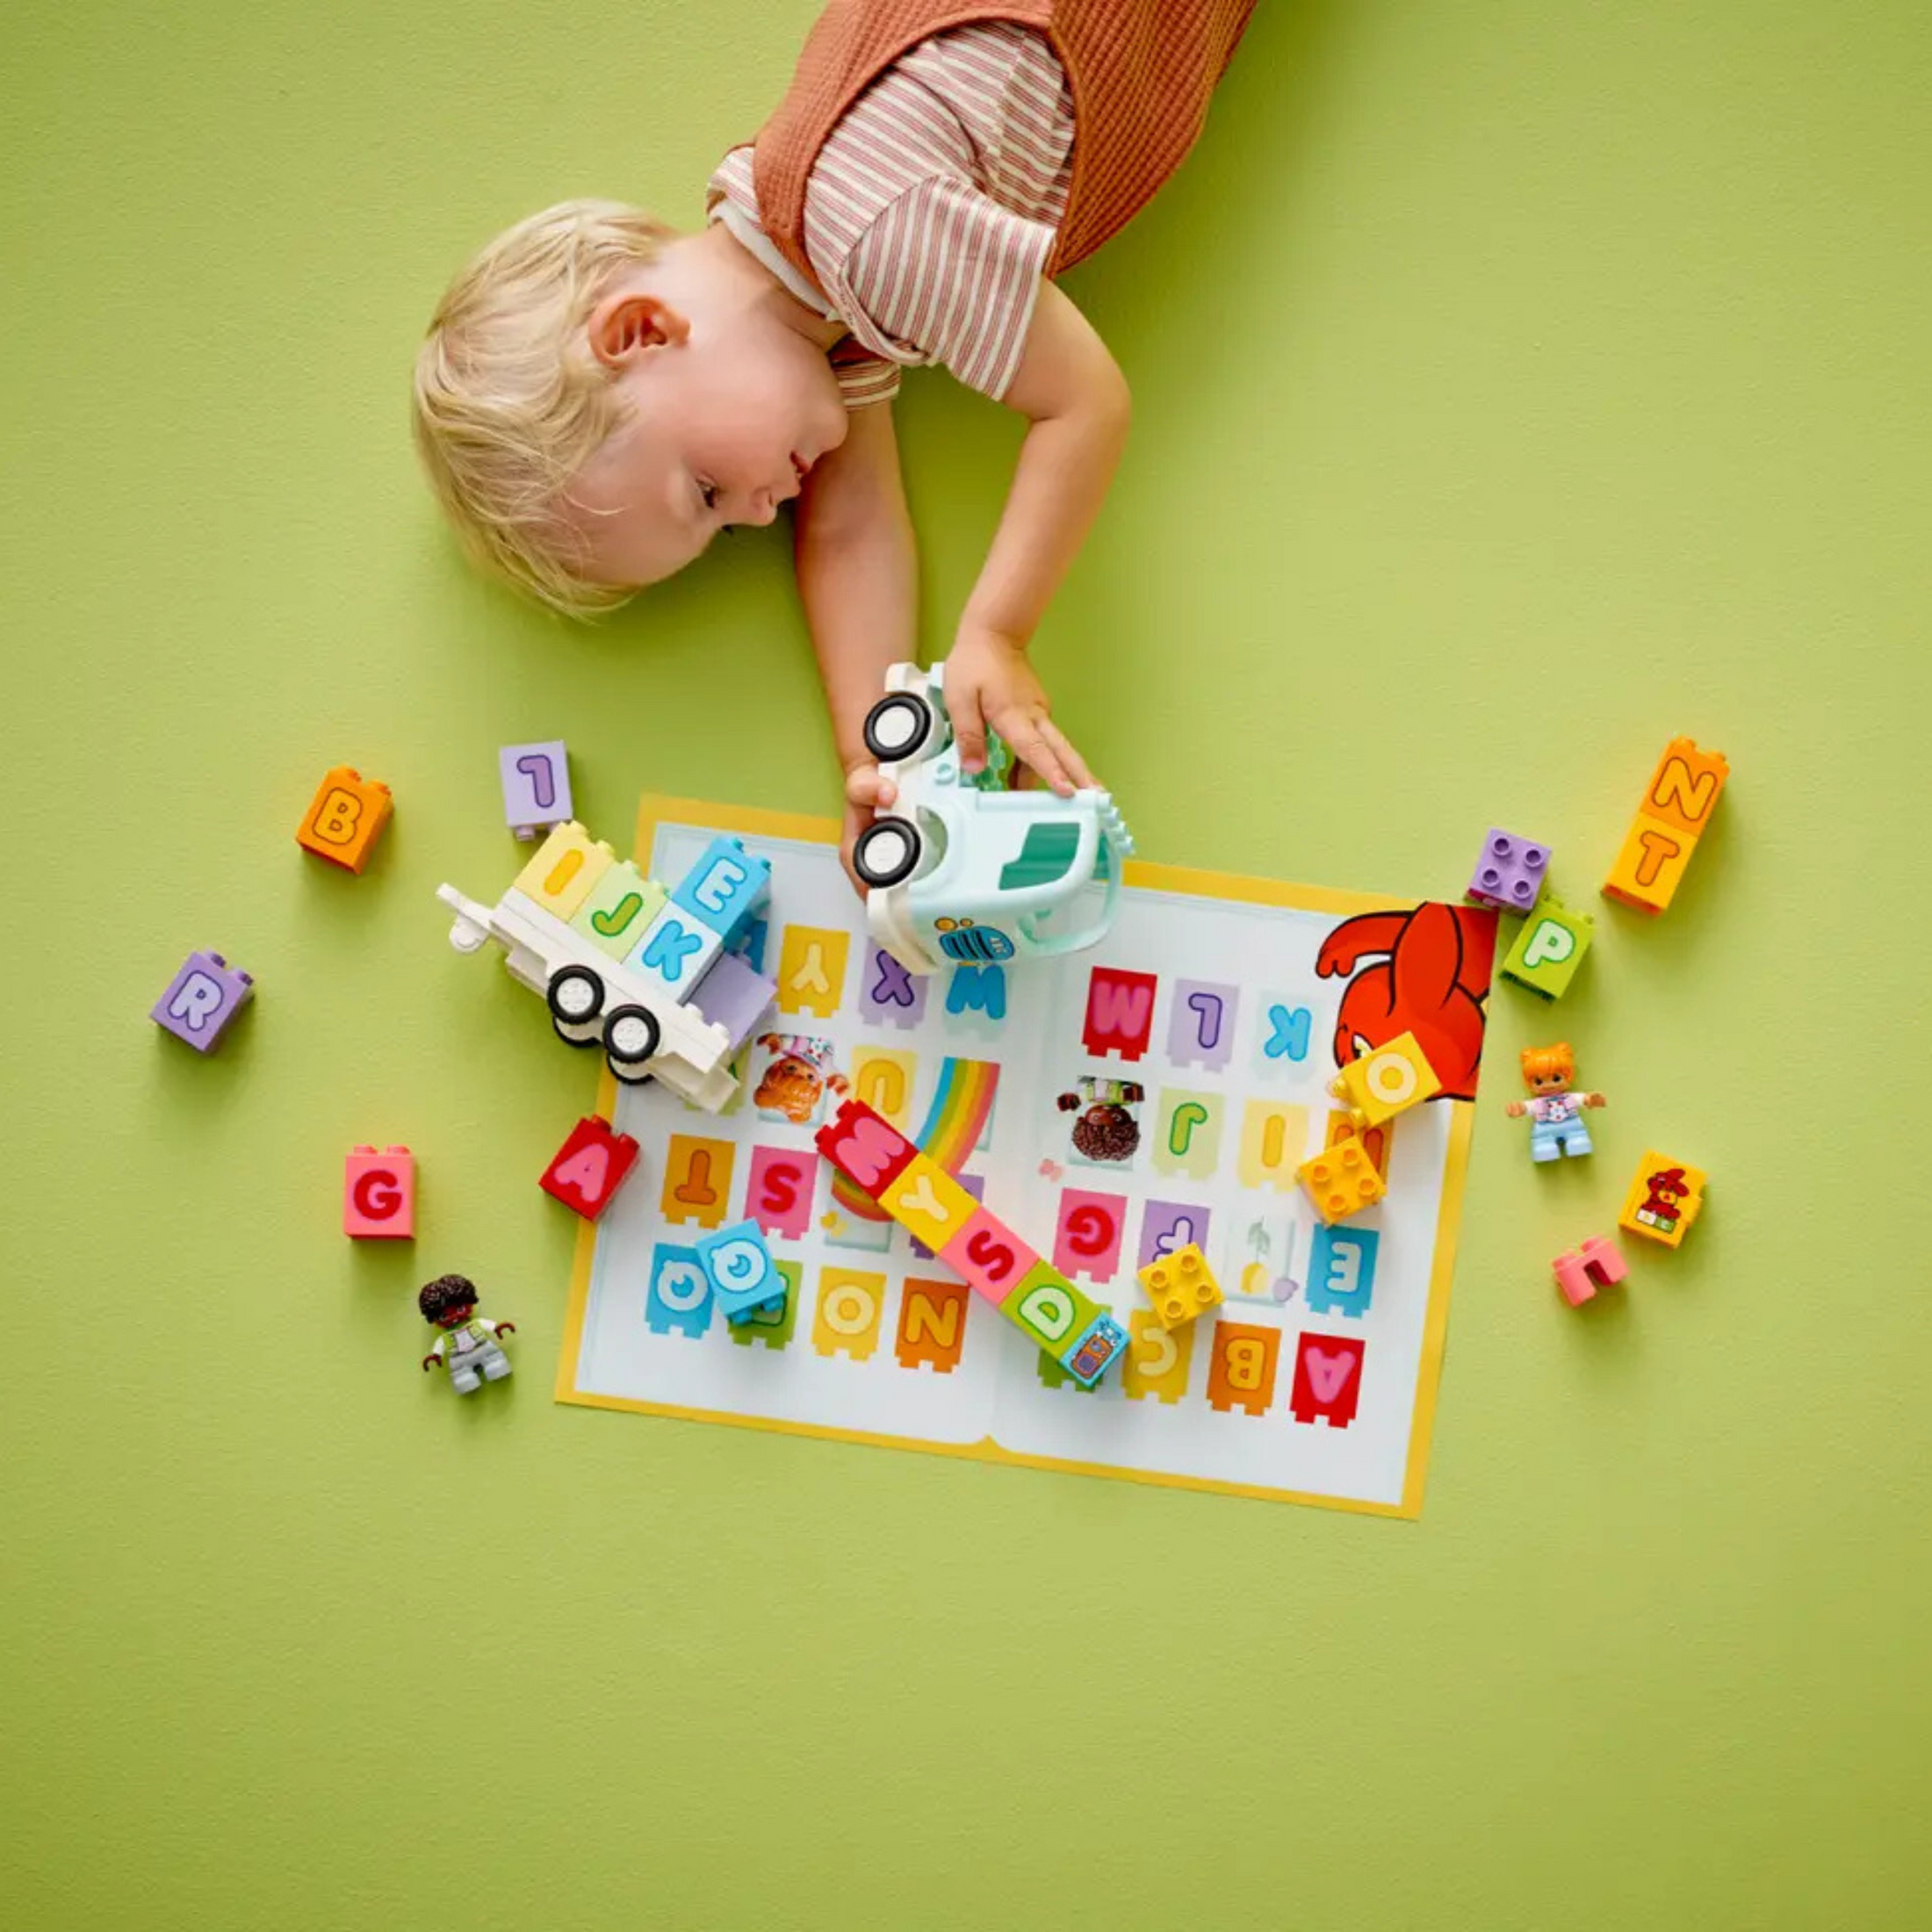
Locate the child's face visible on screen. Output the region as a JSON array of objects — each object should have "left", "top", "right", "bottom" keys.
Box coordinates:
[{"left": 560, "top": 269, "right": 850, "bottom": 591}]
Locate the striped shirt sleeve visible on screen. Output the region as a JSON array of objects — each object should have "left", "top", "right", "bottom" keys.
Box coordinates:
[
  {"left": 708, "top": 24, "right": 1072, "bottom": 408},
  {"left": 842, "top": 179, "right": 1055, "bottom": 401}
]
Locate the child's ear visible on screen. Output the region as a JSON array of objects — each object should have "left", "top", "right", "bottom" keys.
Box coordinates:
[{"left": 588, "top": 292, "right": 688, "bottom": 367}]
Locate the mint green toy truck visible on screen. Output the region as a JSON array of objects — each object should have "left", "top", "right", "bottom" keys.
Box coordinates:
[{"left": 852, "top": 660, "right": 1134, "bottom": 976}]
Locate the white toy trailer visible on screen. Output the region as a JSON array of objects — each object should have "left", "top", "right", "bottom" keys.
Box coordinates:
[{"left": 436, "top": 822, "right": 775, "bottom": 1114}]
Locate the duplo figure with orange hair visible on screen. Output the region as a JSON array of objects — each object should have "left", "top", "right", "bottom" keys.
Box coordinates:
[{"left": 1504, "top": 1042, "right": 1607, "bottom": 1163}]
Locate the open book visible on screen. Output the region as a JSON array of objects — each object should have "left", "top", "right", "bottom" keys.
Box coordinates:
[{"left": 559, "top": 798, "right": 1493, "bottom": 1516}]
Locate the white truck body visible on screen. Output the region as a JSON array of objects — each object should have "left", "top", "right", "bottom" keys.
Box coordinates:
[{"left": 436, "top": 882, "right": 739, "bottom": 1114}]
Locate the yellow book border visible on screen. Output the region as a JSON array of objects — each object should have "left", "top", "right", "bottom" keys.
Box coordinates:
[{"left": 554, "top": 794, "right": 1476, "bottom": 1519}]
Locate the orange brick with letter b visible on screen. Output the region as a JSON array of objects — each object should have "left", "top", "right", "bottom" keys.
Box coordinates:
[{"left": 297, "top": 766, "right": 392, "bottom": 873}]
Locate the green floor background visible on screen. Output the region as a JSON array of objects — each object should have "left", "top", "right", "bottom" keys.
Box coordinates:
[{"left": 5, "top": 3, "right": 1929, "bottom": 1926}]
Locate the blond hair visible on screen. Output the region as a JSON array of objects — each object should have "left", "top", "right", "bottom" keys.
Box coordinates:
[
  {"left": 1520, "top": 1042, "right": 1576, "bottom": 1085},
  {"left": 413, "top": 200, "right": 678, "bottom": 616}
]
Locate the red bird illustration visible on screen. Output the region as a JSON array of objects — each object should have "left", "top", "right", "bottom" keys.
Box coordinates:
[{"left": 1315, "top": 902, "right": 1498, "bottom": 1102}]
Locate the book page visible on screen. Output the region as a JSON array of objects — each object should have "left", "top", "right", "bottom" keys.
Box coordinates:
[{"left": 560, "top": 799, "right": 1490, "bottom": 1515}]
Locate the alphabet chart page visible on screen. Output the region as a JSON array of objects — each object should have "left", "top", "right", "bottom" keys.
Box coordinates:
[{"left": 559, "top": 799, "right": 1496, "bottom": 1516}]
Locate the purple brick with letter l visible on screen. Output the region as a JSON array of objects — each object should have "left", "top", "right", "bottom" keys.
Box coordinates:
[
  {"left": 152, "top": 950, "right": 254, "bottom": 1052},
  {"left": 498, "top": 740, "right": 573, "bottom": 840}
]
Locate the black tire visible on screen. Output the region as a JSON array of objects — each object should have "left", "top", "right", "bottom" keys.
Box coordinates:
[
  {"left": 862, "top": 693, "right": 935, "bottom": 765},
  {"left": 602, "top": 1005, "right": 661, "bottom": 1084},
  {"left": 853, "top": 818, "right": 921, "bottom": 890},
  {"left": 547, "top": 964, "right": 604, "bottom": 1046}
]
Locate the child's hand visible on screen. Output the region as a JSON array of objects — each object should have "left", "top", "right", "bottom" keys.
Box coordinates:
[
  {"left": 840, "top": 758, "right": 899, "bottom": 897},
  {"left": 945, "top": 624, "right": 1097, "bottom": 797}
]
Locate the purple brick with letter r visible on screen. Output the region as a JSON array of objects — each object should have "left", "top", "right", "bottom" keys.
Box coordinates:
[{"left": 152, "top": 950, "right": 254, "bottom": 1052}]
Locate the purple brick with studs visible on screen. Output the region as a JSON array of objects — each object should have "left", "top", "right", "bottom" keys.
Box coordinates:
[{"left": 1465, "top": 829, "right": 1550, "bottom": 914}]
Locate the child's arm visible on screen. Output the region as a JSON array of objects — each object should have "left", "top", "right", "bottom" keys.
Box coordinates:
[
  {"left": 945, "top": 278, "right": 1130, "bottom": 793},
  {"left": 793, "top": 400, "right": 919, "bottom": 878}
]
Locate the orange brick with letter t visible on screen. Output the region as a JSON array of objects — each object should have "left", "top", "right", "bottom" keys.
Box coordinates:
[
  {"left": 296, "top": 766, "right": 392, "bottom": 873},
  {"left": 1602, "top": 814, "right": 1693, "bottom": 915}
]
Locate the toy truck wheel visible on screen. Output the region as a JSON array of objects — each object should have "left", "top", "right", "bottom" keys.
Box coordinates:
[
  {"left": 862, "top": 693, "right": 937, "bottom": 765},
  {"left": 602, "top": 1006, "right": 661, "bottom": 1084},
  {"left": 854, "top": 817, "right": 921, "bottom": 890},
  {"left": 547, "top": 965, "right": 605, "bottom": 1046}
]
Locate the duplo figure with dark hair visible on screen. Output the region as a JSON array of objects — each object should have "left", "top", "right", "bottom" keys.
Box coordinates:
[{"left": 419, "top": 1274, "right": 517, "bottom": 1393}]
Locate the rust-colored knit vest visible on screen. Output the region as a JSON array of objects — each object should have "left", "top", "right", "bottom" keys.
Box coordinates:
[{"left": 752, "top": 0, "right": 1258, "bottom": 282}]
